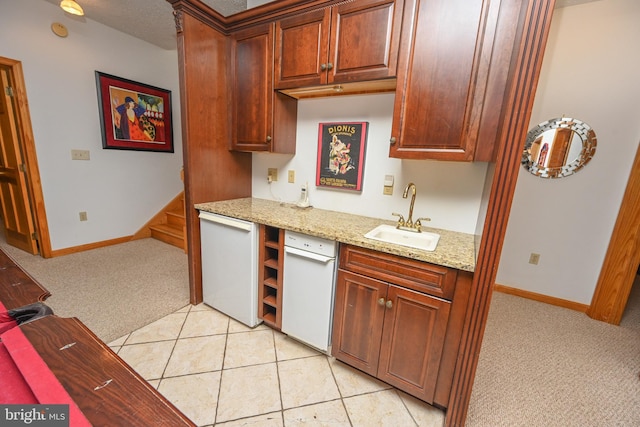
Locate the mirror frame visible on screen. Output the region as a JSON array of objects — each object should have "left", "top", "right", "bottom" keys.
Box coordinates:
[{"left": 521, "top": 117, "right": 597, "bottom": 178}]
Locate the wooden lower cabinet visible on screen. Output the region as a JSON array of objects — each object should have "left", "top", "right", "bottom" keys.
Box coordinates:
[
  {"left": 332, "top": 270, "right": 386, "bottom": 376},
  {"left": 332, "top": 269, "right": 451, "bottom": 403},
  {"left": 331, "top": 244, "right": 467, "bottom": 407},
  {"left": 378, "top": 284, "right": 451, "bottom": 401}
]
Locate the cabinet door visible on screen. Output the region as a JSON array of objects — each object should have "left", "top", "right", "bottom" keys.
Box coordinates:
[
  {"left": 377, "top": 285, "right": 451, "bottom": 403},
  {"left": 331, "top": 269, "right": 386, "bottom": 376},
  {"left": 231, "top": 24, "right": 274, "bottom": 152},
  {"left": 274, "top": 9, "right": 330, "bottom": 89},
  {"left": 389, "top": 0, "right": 490, "bottom": 160},
  {"left": 329, "top": 0, "right": 402, "bottom": 84}
]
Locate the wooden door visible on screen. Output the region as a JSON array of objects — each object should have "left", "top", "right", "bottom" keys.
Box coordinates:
[
  {"left": 547, "top": 127, "right": 573, "bottom": 169},
  {"left": 331, "top": 269, "right": 386, "bottom": 376},
  {"left": 0, "top": 64, "right": 38, "bottom": 254},
  {"left": 231, "top": 24, "right": 274, "bottom": 151},
  {"left": 377, "top": 285, "right": 451, "bottom": 403},
  {"left": 328, "top": 0, "right": 402, "bottom": 84},
  {"left": 274, "top": 9, "right": 330, "bottom": 89}
]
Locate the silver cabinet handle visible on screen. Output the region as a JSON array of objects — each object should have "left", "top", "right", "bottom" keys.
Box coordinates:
[
  {"left": 320, "top": 63, "right": 327, "bottom": 71},
  {"left": 386, "top": 300, "right": 393, "bottom": 309},
  {"left": 266, "top": 136, "right": 272, "bottom": 142},
  {"left": 327, "top": 62, "right": 333, "bottom": 70},
  {"left": 390, "top": 137, "right": 397, "bottom": 145},
  {"left": 378, "top": 298, "right": 385, "bottom": 306}
]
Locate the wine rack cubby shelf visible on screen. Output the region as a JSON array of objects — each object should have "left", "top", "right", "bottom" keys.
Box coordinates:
[{"left": 258, "top": 225, "right": 284, "bottom": 329}]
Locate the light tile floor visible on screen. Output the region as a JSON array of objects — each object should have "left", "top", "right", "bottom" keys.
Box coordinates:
[{"left": 108, "top": 304, "right": 445, "bottom": 427}]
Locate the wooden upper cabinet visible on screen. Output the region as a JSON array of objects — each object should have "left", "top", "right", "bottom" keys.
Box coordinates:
[
  {"left": 274, "top": 9, "right": 329, "bottom": 89},
  {"left": 274, "top": 0, "right": 403, "bottom": 90},
  {"left": 390, "top": 0, "right": 511, "bottom": 161},
  {"left": 231, "top": 24, "right": 297, "bottom": 153}
]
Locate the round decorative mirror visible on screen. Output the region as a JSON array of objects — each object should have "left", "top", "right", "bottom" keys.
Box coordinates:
[{"left": 522, "top": 117, "right": 597, "bottom": 178}]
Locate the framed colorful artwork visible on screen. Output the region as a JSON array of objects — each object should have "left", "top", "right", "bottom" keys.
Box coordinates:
[
  {"left": 316, "top": 122, "right": 368, "bottom": 191},
  {"left": 95, "top": 71, "right": 173, "bottom": 152}
]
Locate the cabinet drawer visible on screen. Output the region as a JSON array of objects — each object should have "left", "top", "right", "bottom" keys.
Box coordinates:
[{"left": 339, "top": 245, "right": 456, "bottom": 300}]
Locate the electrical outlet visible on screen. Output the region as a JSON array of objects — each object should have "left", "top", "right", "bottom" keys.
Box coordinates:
[
  {"left": 529, "top": 253, "right": 540, "bottom": 265},
  {"left": 71, "top": 149, "right": 90, "bottom": 160},
  {"left": 79, "top": 211, "right": 88, "bottom": 221},
  {"left": 267, "top": 168, "right": 278, "bottom": 182},
  {"left": 288, "top": 170, "right": 295, "bottom": 183}
]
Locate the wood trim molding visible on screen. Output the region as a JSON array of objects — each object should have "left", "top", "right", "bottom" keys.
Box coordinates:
[
  {"left": 587, "top": 143, "right": 640, "bottom": 324},
  {"left": 169, "top": 0, "right": 370, "bottom": 34},
  {"left": 494, "top": 283, "right": 589, "bottom": 313},
  {"left": 445, "top": 1, "right": 556, "bottom": 425},
  {"left": 50, "top": 236, "right": 133, "bottom": 257}
]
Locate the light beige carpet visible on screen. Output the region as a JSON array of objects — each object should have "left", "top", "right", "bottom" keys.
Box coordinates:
[
  {"left": 467, "top": 277, "right": 640, "bottom": 426},
  {"left": 0, "top": 237, "right": 190, "bottom": 343}
]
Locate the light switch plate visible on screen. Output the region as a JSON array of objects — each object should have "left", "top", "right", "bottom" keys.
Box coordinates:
[
  {"left": 71, "top": 149, "right": 90, "bottom": 160},
  {"left": 383, "top": 174, "right": 394, "bottom": 195}
]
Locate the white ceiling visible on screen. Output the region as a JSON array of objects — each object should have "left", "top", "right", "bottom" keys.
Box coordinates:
[
  {"left": 41, "top": 0, "right": 602, "bottom": 51},
  {"left": 41, "top": 0, "right": 256, "bottom": 50}
]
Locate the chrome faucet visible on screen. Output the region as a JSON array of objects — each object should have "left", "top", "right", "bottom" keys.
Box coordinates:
[{"left": 392, "top": 182, "right": 430, "bottom": 232}]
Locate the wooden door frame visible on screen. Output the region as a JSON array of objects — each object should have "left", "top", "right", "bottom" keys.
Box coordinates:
[
  {"left": 587, "top": 142, "right": 640, "bottom": 324},
  {"left": 446, "top": 0, "right": 556, "bottom": 425},
  {"left": 0, "top": 56, "right": 52, "bottom": 258}
]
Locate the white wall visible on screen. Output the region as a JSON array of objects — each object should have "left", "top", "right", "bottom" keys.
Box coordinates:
[
  {"left": 252, "top": 93, "right": 489, "bottom": 234},
  {"left": 497, "top": 0, "right": 640, "bottom": 304},
  {"left": 0, "top": 0, "right": 183, "bottom": 251}
]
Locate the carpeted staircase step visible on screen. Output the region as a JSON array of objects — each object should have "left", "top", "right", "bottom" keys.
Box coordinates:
[{"left": 149, "top": 223, "right": 184, "bottom": 250}]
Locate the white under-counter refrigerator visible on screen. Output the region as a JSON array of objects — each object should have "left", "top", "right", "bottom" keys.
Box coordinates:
[{"left": 199, "top": 211, "right": 261, "bottom": 328}]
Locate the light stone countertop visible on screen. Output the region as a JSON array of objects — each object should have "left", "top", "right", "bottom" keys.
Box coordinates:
[{"left": 195, "top": 197, "right": 476, "bottom": 272}]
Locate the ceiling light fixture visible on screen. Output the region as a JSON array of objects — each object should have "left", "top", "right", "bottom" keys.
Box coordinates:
[{"left": 60, "top": 0, "right": 84, "bottom": 16}]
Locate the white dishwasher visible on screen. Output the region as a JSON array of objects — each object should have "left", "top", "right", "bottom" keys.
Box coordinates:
[
  {"left": 282, "top": 230, "right": 337, "bottom": 352},
  {"left": 199, "top": 211, "right": 261, "bottom": 327}
]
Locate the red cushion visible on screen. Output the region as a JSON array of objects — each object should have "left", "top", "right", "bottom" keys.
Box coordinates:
[
  {"left": 0, "top": 327, "right": 91, "bottom": 426},
  {"left": 0, "top": 341, "right": 37, "bottom": 403}
]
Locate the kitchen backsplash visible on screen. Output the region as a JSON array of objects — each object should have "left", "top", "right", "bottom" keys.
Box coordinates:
[{"left": 252, "top": 93, "right": 489, "bottom": 235}]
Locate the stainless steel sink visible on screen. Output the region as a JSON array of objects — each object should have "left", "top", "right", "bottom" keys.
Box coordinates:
[{"left": 364, "top": 224, "right": 440, "bottom": 251}]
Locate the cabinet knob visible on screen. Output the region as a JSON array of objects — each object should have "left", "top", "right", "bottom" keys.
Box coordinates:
[
  {"left": 266, "top": 136, "right": 272, "bottom": 142},
  {"left": 385, "top": 300, "right": 393, "bottom": 309},
  {"left": 320, "top": 63, "right": 327, "bottom": 71},
  {"left": 390, "top": 137, "right": 397, "bottom": 145},
  {"left": 327, "top": 62, "right": 333, "bottom": 70},
  {"left": 378, "top": 298, "right": 385, "bottom": 306}
]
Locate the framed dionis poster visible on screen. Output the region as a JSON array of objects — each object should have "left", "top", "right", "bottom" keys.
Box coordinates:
[
  {"left": 316, "top": 122, "right": 368, "bottom": 191},
  {"left": 95, "top": 71, "right": 173, "bottom": 152}
]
